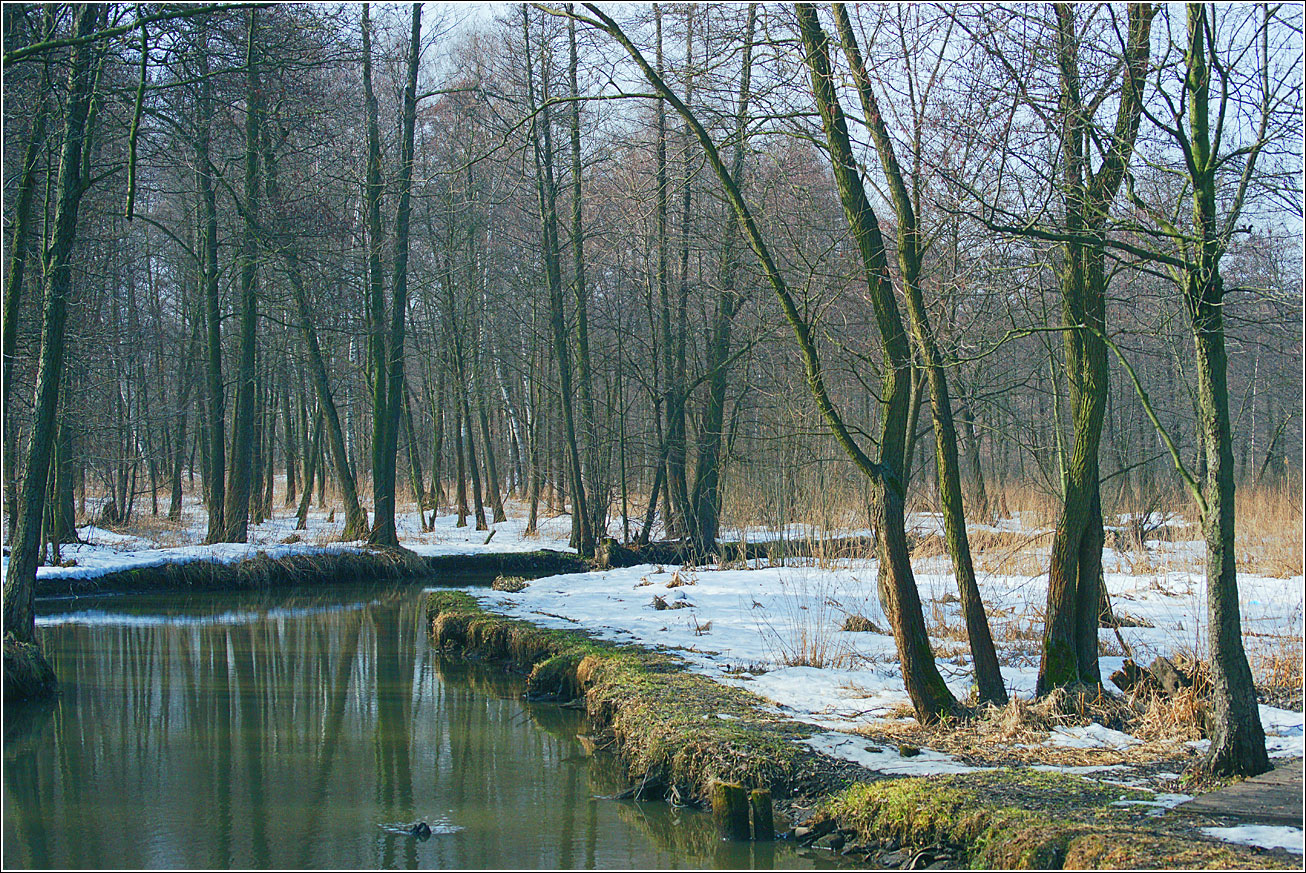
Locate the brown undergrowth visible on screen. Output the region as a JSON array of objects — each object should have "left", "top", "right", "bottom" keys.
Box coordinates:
[{"left": 860, "top": 686, "right": 1204, "bottom": 772}]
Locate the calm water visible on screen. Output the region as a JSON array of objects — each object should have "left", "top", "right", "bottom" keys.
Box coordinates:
[{"left": 3, "top": 584, "right": 827, "bottom": 869}]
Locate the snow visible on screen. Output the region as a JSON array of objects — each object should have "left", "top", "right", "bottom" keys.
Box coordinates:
[
  {"left": 1261, "top": 706, "right": 1305, "bottom": 759},
  {"left": 467, "top": 545, "right": 1302, "bottom": 793},
  {"left": 1049, "top": 724, "right": 1143, "bottom": 750},
  {"left": 2, "top": 500, "right": 579, "bottom": 584},
  {"left": 1200, "top": 825, "right": 1304, "bottom": 855},
  {"left": 800, "top": 731, "right": 982, "bottom": 776},
  {"left": 1110, "top": 792, "right": 1193, "bottom": 814}
]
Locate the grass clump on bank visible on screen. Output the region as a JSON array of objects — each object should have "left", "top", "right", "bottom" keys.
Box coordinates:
[
  {"left": 426, "top": 590, "right": 813, "bottom": 800},
  {"left": 820, "top": 769, "right": 1290, "bottom": 870}
]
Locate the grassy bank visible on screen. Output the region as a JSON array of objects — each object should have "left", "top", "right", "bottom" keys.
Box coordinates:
[
  {"left": 426, "top": 589, "right": 825, "bottom": 800},
  {"left": 427, "top": 592, "right": 1297, "bottom": 870},
  {"left": 815, "top": 769, "right": 1295, "bottom": 869},
  {"left": 32, "top": 547, "right": 588, "bottom": 598}
]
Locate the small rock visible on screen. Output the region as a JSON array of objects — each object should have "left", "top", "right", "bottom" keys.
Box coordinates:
[
  {"left": 814, "top": 832, "right": 845, "bottom": 852},
  {"left": 879, "top": 849, "right": 908, "bottom": 867}
]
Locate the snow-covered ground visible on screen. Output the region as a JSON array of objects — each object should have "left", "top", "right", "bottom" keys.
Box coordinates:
[
  {"left": 1201, "top": 824, "right": 1304, "bottom": 855},
  {"left": 469, "top": 547, "right": 1301, "bottom": 848},
  {"left": 2, "top": 499, "right": 580, "bottom": 583},
  {"left": 9, "top": 497, "right": 1302, "bottom": 846},
  {"left": 469, "top": 558, "right": 1303, "bottom": 756}
]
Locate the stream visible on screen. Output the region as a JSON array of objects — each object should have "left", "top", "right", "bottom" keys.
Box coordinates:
[{"left": 2, "top": 583, "right": 830, "bottom": 869}]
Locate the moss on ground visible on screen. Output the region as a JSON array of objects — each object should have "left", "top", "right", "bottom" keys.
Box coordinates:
[
  {"left": 821, "top": 769, "right": 1295, "bottom": 869},
  {"left": 426, "top": 590, "right": 810, "bottom": 798}
]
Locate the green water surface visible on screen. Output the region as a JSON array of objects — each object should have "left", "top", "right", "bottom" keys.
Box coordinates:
[{"left": 3, "top": 584, "right": 828, "bottom": 869}]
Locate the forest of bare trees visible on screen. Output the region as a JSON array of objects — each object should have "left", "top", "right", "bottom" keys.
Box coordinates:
[{"left": 3, "top": 3, "right": 1301, "bottom": 778}]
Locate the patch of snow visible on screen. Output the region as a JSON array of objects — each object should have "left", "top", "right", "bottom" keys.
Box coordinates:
[
  {"left": 1200, "top": 825, "right": 1304, "bottom": 855},
  {"left": 1048, "top": 724, "right": 1142, "bottom": 750},
  {"left": 1262, "top": 706, "right": 1305, "bottom": 759},
  {"left": 800, "top": 731, "right": 982, "bottom": 776},
  {"left": 1110, "top": 792, "right": 1193, "bottom": 813}
]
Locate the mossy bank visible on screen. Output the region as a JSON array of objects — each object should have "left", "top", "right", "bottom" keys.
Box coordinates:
[
  {"left": 32, "top": 547, "right": 588, "bottom": 598},
  {"left": 427, "top": 591, "right": 1299, "bottom": 871},
  {"left": 426, "top": 589, "right": 833, "bottom": 801}
]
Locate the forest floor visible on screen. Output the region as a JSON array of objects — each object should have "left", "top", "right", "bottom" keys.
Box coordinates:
[{"left": 7, "top": 492, "right": 1303, "bottom": 859}]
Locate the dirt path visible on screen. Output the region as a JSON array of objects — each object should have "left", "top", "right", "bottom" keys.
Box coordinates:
[{"left": 1176, "top": 758, "right": 1304, "bottom": 827}]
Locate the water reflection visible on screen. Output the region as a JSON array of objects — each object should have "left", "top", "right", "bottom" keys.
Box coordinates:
[{"left": 4, "top": 586, "right": 826, "bottom": 869}]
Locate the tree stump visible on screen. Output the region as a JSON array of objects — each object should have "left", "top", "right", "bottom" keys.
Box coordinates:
[
  {"left": 750, "top": 788, "right": 774, "bottom": 840},
  {"left": 711, "top": 782, "right": 750, "bottom": 840}
]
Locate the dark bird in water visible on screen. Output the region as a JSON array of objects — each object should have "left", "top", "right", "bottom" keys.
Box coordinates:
[{"left": 378, "top": 820, "right": 434, "bottom": 840}]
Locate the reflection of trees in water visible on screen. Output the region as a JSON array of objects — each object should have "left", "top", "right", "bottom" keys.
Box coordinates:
[
  {"left": 371, "top": 598, "right": 417, "bottom": 868},
  {"left": 2, "top": 696, "right": 56, "bottom": 868},
  {"left": 5, "top": 595, "right": 390, "bottom": 867},
  {"left": 4, "top": 590, "right": 811, "bottom": 869}
]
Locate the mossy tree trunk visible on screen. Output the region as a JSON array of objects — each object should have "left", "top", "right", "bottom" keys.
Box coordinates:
[
  {"left": 1181, "top": 4, "right": 1268, "bottom": 777},
  {"left": 1038, "top": 3, "right": 1155, "bottom": 694},
  {"left": 832, "top": 5, "right": 1005, "bottom": 705}
]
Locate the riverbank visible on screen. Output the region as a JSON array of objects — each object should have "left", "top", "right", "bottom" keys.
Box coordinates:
[
  {"left": 426, "top": 592, "right": 1299, "bottom": 870},
  {"left": 30, "top": 546, "right": 589, "bottom": 598}
]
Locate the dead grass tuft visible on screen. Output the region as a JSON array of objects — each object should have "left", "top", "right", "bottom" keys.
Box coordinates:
[
  {"left": 492, "top": 575, "right": 529, "bottom": 593},
  {"left": 755, "top": 572, "right": 856, "bottom": 669},
  {"left": 860, "top": 686, "right": 1199, "bottom": 770}
]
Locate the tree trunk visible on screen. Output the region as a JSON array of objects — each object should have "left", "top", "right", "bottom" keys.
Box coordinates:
[
  {"left": 195, "top": 24, "right": 225, "bottom": 542},
  {"left": 591, "top": 4, "right": 955, "bottom": 721},
  {"left": 3, "top": 2, "right": 101, "bottom": 646},
  {"left": 833, "top": 5, "right": 1005, "bottom": 705},
  {"left": 524, "top": 5, "right": 591, "bottom": 554},
  {"left": 1183, "top": 4, "right": 1268, "bottom": 776},
  {"left": 1038, "top": 3, "right": 1154, "bottom": 693},
  {"left": 263, "top": 107, "right": 368, "bottom": 540},
  {"left": 296, "top": 411, "right": 323, "bottom": 530},
  {"left": 365, "top": 3, "right": 422, "bottom": 548},
  {"left": 221, "top": 8, "right": 262, "bottom": 543},
  {"left": 402, "top": 384, "right": 427, "bottom": 527}
]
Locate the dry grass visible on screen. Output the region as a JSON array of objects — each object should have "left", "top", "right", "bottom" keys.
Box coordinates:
[
  {"left": 1243, "top": 600, "right": 1304, "bottom": 709},
  {"left": 1235, "top": 480, "right": 1304, "bottom": 578},
  {"left": 754, "top": 571, "right": 856, "bottom": 669},
  {"left": 912, "top": 527, "right": 1054, "bottom": 576},
  {"left": 859, "top": 686, "right": 1199, "bottom": 771}
]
